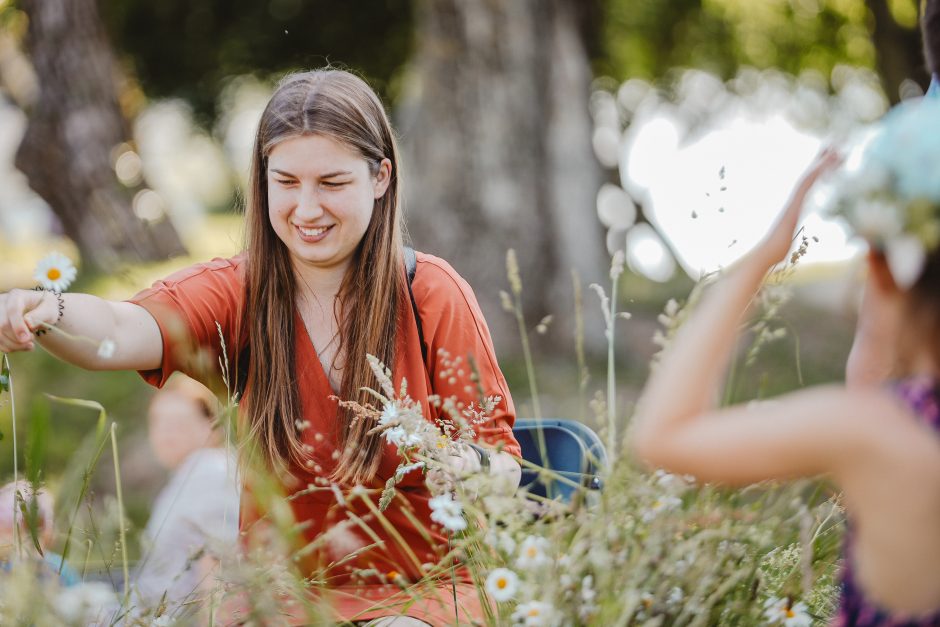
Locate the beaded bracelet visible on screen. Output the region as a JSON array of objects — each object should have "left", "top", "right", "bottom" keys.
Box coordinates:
[{"left": 32, "top": 286, "right": 64, "bottom": 336}]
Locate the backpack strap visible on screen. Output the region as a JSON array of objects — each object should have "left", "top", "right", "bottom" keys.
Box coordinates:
[
  {"left": 235, "top": 342, "right": 250, "bottom": 402},
  {"left": 404, "top": 246, "right": 429, "bottom": 368},
  {"left": 234, "top": 247, "right": 427, "bottom": 400}
]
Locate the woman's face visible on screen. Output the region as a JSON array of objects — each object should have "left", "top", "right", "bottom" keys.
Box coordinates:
[{"left": 266, "top": 134, "right": 391, "bottom": 276}]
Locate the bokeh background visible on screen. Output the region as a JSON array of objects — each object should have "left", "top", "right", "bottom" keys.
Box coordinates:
[{"left": 0, "top": 0, "right": 930, "bottom": 549}]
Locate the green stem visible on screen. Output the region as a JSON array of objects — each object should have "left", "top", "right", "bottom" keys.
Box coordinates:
[
  {"left": 606, "top": 276, "right": 618, "bottom": 462},
  {"left": 4, "top": 355, "right": 21, "bottom": 559},
  {"left": 572, "top": 271, "right": 588, "bottom": 425},
  {"left": 513, "top": 294, "right": 542, "bottom": 420},
  {"left": 110, "top": 423, "right": 130, "bottom": 607}
]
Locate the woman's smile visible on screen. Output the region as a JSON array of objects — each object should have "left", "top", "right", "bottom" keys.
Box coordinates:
[{"left": 294, "top": 223, "right": 335, "bottom": 242}]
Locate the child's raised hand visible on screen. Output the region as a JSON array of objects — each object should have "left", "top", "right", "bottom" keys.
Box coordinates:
[{"left": 754, "top": 149, "right": 842, "bottom": 267}]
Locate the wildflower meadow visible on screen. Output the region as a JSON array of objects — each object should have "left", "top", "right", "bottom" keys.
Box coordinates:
[{"left": 0, "top": 231, "right": 849, "bottom": 625}]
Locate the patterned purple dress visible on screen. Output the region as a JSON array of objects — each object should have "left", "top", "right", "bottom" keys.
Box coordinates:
[{"left": 831, "top": 377, "right": 940, "bottom": 626}]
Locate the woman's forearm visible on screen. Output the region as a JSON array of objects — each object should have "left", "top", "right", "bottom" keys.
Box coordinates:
[{"left": 34, "top": 293, "right": 163, "bottom": 371}]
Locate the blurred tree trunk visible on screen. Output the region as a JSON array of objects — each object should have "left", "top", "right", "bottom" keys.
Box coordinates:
[
  {"left": 398, "top": 0, "right": 606, "bottom": 351},
  {"left": 866, "top": 0, "right": 928, "bottom": 102},
  {"left": 15, "top": 0, "right": 186, "bottom": 270}
]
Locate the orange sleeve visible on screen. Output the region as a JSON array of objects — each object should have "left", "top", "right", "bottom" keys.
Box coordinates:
[
  {"left": 126, "top": 255, "right": 247, "bottom": 389},
  {"left": 411, "top": 253, "right": 521, "bottom": 457}
]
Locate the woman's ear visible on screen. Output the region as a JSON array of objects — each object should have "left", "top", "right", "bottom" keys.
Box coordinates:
[
  {"left": 373, "top": 158, "right": 392, "bottom": 199},
  {"left": 867, "top": 248, "right": 900, "bottom": 294}
]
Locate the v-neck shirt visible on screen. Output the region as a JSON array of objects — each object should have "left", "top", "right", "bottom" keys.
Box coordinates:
[{"left": 128, "top": 251, "right": 520, "bottom": 621}]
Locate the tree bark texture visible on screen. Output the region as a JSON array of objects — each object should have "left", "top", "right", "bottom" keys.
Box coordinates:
[
  {"left": 398, "top": 0, "right": 606, "bottom": 351},
  {"left": 866, "top": 0, "right": 928, "bottom": 102},
  {"left": 15, "top": 0, "right": 186, "bottom": 270}
]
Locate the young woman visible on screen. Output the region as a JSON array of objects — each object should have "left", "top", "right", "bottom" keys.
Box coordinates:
[
  {"left": 631, "top": 107, "right": 940, "bottom": 623},
  {"left": 0, "top": 69, "right": 521, "bottom": 624}
]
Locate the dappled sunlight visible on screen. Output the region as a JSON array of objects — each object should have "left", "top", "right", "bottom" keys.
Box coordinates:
[{"left": 595, "top": 66, "right": 889, "bottom": 281}]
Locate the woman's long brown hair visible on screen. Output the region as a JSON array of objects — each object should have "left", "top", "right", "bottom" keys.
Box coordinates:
[{"left": 242, "top": 70, "right": 405, "bottom": 485}]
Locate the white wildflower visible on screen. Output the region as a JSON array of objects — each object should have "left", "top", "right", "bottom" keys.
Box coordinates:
[
  {"left": 849, "top": 199, "right": 904, "bottom": 241},
  {"left": 641, "top": 495, "right": 683, "bottom": 522},
  {"left": 762, "top": 597, "right": 812, "bottom": 627},
  {"left": 516, "top": 535, "right": 551, "bottom": 569},
  {"left": 486, "top": 529, "right": 516, "bottom": 555},
  {"left": 384, "top": 426, "right": 422, "bottom": 448},
  {"left": 428, "top": 493, "right": 466, "bottom": 532},
  {"left": 579, "top": 575, "right": 599, "bottom": 620},
  {"left": 379, "top": 402, "right": 400, "bottom": 425},
  {"left": 511, "top": 600, "right": 556, "bottom": 626},
  {"left": 33, "top": 252, "right": 77, "bottom": 292},
  {"left": 394, "top": 461, "right": 425, "bottom": 479},
  {"left": 485, "top": 567, "right": 519, "bottom": 602},
  {"left": 654, "top": 469, "right": 691, "bottom": 492},
  {"left": 97, "top": 338, "right": 116, "bottom": 359},
  {"left": 581, "top": 575, "right": 597, "bottom": 603},
  {"left": 667, "top": 586, "right": 684, "bottom": 605},
  {"left": 54, "top": 582, "right": 117, "bottom": 623}
]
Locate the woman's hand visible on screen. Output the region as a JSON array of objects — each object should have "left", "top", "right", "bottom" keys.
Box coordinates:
[
  {"left": 0, "top": 288, "right": 60, "bottom": 353},
  {"left": 751, "top": 149, "right": 842, "bottom": 267},
  {"left": 426, "top": 443, "right": 482, "bottom": 492},
  {"left": 1, "top": 290, "right": 162, "bottom": 371}
]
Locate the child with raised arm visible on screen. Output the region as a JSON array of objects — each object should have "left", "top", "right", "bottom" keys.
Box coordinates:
[{"left": 632, "top": 97, "right": 940, "bottom": 625}]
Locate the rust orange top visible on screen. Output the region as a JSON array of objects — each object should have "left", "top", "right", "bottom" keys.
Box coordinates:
[{"left": 129, "top": 250, "right": 519, "bottom": 622}]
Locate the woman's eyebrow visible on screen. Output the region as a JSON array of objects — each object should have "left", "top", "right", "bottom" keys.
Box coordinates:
[
  {"left": 268, "top": 168, "right": 353, "bottom": 179},
  {"left": 319, "top": 170, "right": 353, "bottom": 179}
]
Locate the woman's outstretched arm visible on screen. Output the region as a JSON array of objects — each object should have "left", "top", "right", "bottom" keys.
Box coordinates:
[{"left": 0, "top": 288, "right": 162, "bottom": 371}]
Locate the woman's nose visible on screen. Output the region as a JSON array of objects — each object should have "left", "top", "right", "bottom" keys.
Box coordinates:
[{"left": 294, "top": 186, "right": 323, "bottom": 219}]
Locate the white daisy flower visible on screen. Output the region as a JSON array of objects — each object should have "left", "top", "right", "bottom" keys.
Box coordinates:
[
  {"left": 762, "top": 597, "right": 812, "bottom": 627},
  {"left": 97, "top": 338, "right": 116, "bottom": 359},
  {"left": 515, "top": 535, "right": 551, "bottom": 569},
  {"left": 33, "top": 252, "right": 77, "bottom": 292},
  {"left": 428, "top": 493, "right": 466, "bottom": 532},
  {"left": 511, "top": 600, "right": 556, "bottom": 626},
  {"left": 485, "top": 567, "right": 519, "bottom": 602}
]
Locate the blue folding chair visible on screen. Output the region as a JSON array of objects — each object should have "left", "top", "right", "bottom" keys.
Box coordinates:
[{"left": 512, "top": 418, "right": 606, "bottom": 502}]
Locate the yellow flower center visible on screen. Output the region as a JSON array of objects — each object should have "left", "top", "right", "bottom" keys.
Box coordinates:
[
  {"left": 527, "top": 608, "right": 540, "bottom": 617},
  {"left": 527, "top": 547, "right": 537, "bottom": 557},
  {"left": 496, "top": 578, "right": 508, "bottom": 590},
  {"left": 46, "top": 268, "right": 61, "bottom": 281},
  {"left": 786, "top": 609, "right": 795, "bottom": 618}
]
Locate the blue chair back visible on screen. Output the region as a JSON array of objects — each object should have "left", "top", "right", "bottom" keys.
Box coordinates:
[{"left": 512, "top": 418, "right": 606, "bottom": 502}]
